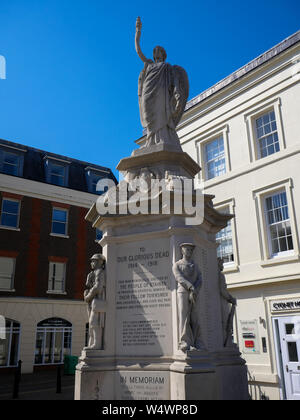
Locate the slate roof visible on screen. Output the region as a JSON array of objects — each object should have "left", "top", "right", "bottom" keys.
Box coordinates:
[{"left": 0, "top": 138, "right": 117, "bottom": 193}]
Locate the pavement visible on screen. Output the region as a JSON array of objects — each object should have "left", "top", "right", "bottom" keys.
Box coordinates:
[{"left": 0, "top": 368, "right": 75, "bottom": 400}]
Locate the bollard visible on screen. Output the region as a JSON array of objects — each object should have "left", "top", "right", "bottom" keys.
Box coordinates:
[
  {"left": 12, "top": 360, "right": 22, "bottom": 399},
  {"left": 56, "top": 365, "right": 62, "bottom": 394}
]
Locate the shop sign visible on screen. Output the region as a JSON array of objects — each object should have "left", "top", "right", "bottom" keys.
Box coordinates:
[{"left": 270, "top": 298, "right": 300, "bottom": 313}]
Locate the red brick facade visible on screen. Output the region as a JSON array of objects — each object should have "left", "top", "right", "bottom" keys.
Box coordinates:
[{"left": 0, "top": 192, "right": 99, "bottom": 299}]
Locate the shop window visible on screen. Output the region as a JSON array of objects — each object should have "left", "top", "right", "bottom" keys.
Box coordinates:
[
  {"left": 0, "top": 318, "right": 20, "bottom": 367},
  {"left": 34, "top": 318, "right": 72, "bottom": 365}
]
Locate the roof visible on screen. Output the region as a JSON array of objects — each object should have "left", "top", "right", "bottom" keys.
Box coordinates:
[
  {"left": 185, "top": 30, "right": 300, "bottom": 112},
  {"left": 0, "top": 138, "right": 117, "bottom": 193}
]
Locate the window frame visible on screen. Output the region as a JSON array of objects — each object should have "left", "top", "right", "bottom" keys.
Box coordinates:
[
  {"left": 51, "top": 207, "right": 68, "bottom": 237},
  {"left": 214, "top": 198, "right": 239, "bottom": 273},
  {"left": 47, "top": 261, "right": 67, "bottom": 294},
  {"left": 0, "top": 147, "right": 25, "bottom": 177},
  {"left": 253, "top": 179, "right": 299, "bottom": 265},
  {"left": 244, "top": 98, "right": 286, "bottom": 163},
  {"left": 44, "top": 156, "right": 70, "bottom": 187},
  {"left": 34, "top": 318, "right": 72, "bottom": 365},
  {"left": 0, "top": 198, "right": 21, "bottom": 230},
  {"left": 263, "top": 190, "right": 294, "bottom": 259},
  {"left": 195, "top": 124, "right": 231, "bottom": 183},
  {"left": 0, "top": 256, "right": 16, "bottom": 291},
  {"left": 0, "top": 318, "right": 21, "bottom": 368},
  {"left": 85, "top": 166, "right": 111, "bottom": 194}
]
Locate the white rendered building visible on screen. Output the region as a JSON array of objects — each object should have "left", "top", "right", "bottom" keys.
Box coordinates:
[{"left": 177, "top": 31, "right": 300, "bottom": 400}]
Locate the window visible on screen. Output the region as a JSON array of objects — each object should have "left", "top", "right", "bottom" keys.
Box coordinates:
[
  {"left": 0, "top": 257, "right": 15, "bottom": 290},
  {"left": 96, "top": 228, "right": 103, "bottom": 241},
  {"left": 85, "top": 167, "right": 108, "bottom": 194},
  {"left": 34, "top": 318, "right": 72, "bottom": 365},
  {"left": 0, "top": 199, "right": 20, "bottom": 228},
  {"left": 244, "top": 99, "right": 285, "bottom": 163},
  {"left": 255, "top": 110, "right": 280, "bottom": 159},
  {"left": 48, "top": 262, "right": 66, "bottom": 293},
  {"left": 0, "top": 149, "right": 24, "bottom": 177},
  {"left": 204, "top": 136, "right": 226, "bottom": 180},
  {"left": 50, "top": 163, "right": 66, "bottom": 186},
  {"left": 44, "top": 157, "right": 69, "bottom": 187},
  {"left": 265, "top": 191, "right": 293, "bottom": 257},
  {"left": 216, "top": 206, "right": 234, "bottom": 265},
  {"left": 0, "top": 318, "right": 20, "bottom": 367},
  {"left": 51, "top": 208, "right": 68, "bottom": 236},
  {"left": 216, "top": 220, "right": 234, "bottom": 264}
]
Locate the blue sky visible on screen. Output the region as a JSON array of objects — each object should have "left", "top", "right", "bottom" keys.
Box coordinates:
[{"left": 0, "top": 0, "right": 299, "bottom": 179}]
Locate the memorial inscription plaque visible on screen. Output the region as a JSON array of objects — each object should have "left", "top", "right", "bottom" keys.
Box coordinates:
[
  {"left": 116, "top": 371, "right": 170, "bottom": 400},
  {"left": 116, "top": 238, "right": 172, "bottom": 356}
]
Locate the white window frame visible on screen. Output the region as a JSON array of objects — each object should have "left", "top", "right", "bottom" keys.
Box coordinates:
[
  {"left": 214, "top": 198, "right": 239, "bottom": 273},
  {"left": 244, "top": 98, "right": 286, "bottom": 163},
  {"left": 0, "top": 257, "right": 16, "bottom": 291},
  {"left": 44, "top": 156, "right": 70, "bottom": 187},
  {"left": 47, "top": 261, "right": 66, "bottom": 294},
  {"left": 195, "top": 124, "right": 230, "bottom": 183},
  {"left": 264, "top": 191, "right": 294, "bottom": 259},
  {"left": 51, "top": 207, "right": 68, "bottom": 237},
  {"left": 0, "top": 198, "right": 21, "bottom": 230},
  {"left": 34, "top": 319, "right": 72, "bottom": 365},
  {"left": 253, "top": 179, "right": 299, "bottom": 266},
  {"left": 0, "top": 146, "right": 25, "bottom": 177},
  {"left": 0, "top": 318, "right": 21, "bottom": 368}
]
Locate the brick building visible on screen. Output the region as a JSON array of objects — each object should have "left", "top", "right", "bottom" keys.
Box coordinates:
[{"left": 0, "top": 138, "right": 116, "bottom": 373}]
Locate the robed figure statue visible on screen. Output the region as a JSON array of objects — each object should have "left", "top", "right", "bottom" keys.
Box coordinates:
[{"left": 135, "top": 17, "right": 189, "bottom": 150}]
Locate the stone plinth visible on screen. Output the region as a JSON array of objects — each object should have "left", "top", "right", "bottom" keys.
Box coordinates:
[{"left": 75, "top": 145, "right": 249, "bottom": 400}]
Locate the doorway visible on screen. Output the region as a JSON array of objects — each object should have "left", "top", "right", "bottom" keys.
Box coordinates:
[{"left": 273, "top": 316, "right": 300, "bottom": 400}]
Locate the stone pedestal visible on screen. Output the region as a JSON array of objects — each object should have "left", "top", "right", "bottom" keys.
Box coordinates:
[{"left": 75, "top": 146, "right": 249, "bottom": 400}]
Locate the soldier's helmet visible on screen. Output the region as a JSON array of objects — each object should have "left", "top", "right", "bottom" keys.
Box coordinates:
[
  {"left": 90, "top": 254, "right": 106, "bottom": 262},
  {"left": 179, "top": 243, "right": 195, "bottom": 249}
]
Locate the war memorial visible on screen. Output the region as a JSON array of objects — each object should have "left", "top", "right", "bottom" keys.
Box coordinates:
[{"left": 74, "top": 17, "right": 249, "bottom": 400}]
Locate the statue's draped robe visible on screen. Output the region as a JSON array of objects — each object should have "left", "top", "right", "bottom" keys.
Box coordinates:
[{"left": 138, "top": 61, "right": 181, "bottom": 148}]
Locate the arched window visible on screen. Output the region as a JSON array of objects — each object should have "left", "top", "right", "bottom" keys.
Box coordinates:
[
  {"left": 34, "top": 318, "right": 72, "bottom": 365},
  {"left": 0, "top": 318, "right": 21, "bottom": 367}
]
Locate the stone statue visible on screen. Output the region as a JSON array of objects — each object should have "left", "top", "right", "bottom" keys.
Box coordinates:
[
  {"left": 84, "top": 254, "right": 106, "bottom": 349},
  {"left": 218, "top": 258, "right": 237, "bottom": 347},
  {"left": 172, "top": 243, "right": 204, "bottom": 352},
  {"left": 135, "top": 16, "right": 189, "bottom": 150}
]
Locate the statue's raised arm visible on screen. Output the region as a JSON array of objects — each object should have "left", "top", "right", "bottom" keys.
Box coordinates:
[{"left": 135, "top": 17, "right": 152, "bottom": 64}]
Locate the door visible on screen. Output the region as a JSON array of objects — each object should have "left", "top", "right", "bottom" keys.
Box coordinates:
[{"left": 276, "top": 316, "right": 300, "bottom": 400}]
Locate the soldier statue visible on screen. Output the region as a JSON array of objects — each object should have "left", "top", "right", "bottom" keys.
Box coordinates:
[
  {"left": 84, "top": 254, "right": 106, "bottom": 349},
  {"left": 172, "top": 243, "right": 204, "bottom": 352}
]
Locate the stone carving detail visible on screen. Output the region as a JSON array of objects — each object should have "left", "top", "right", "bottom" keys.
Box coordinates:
[
  {"left": 135, "top": 17, "right": 189, "bottom": 150},
  {"left": 218, "top": 258, "right": 237, "bottom": 347},
  {"left": 172, "top": 243, "right": 205, "bottom": 352},
  {"left": 84, "top": 254, "right": 106, "bottom": 349}
]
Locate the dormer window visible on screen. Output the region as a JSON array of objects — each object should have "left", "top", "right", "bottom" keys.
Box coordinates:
[
  {"left": 85, "top": 166, "right": 110, "bottom": 194},
  {"left": 0, "top": 147, "right": 25, "bottom": 176},
  {"left": 44, "top": 156, "right": 70, "bottom": 187}
]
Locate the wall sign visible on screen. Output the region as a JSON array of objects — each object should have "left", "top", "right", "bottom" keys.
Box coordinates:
[
  {"left": 240, "top": 320, "right": 260, "bottom": 354},
  {"left": 270, "top": 298, "right": 300, "bottom": 313}
]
